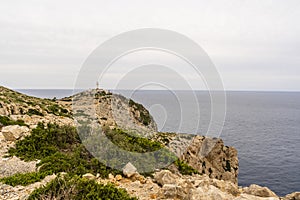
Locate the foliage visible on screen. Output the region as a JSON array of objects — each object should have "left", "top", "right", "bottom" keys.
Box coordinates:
[
  {"left": 174, "top": 159, "right": 200, "bottom": 175},
  {"left": 28, "top": 175, "right": 137, "bottom": 200},
  {"left": 46, "top": 104, "right": 70, "bottom": 117},
  {"left": 0, "top": 171, "right": 51, "bottom": 186},
  {"left": 0, "top": 115, "right": 28, "bottom": 127},
  {"left": 8, "top": 123, "right": 121, "bottom": 179},
  {"left": 27, "top": 109, "right": 44, "bottom": 116},
  {"left": 8, "top": 123, "right": 80, "bottom": 161},
  {"left": 104, "top": 127, "right": 162, "bottom": 153}
]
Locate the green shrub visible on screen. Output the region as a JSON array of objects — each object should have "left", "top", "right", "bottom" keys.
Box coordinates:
[
  {"left": 0, "top": 115, "right": 28, "bottom": 127},
  {"left": 104, "top": 128, "right": 162, "bottom": 153},
  {"left": 8, "top": 123, "right": 80, "bottom": 161},
  {"left": 0, "top": 171, "right": 51, "bottom": 186},
  {"left": 174, "top": 159, "right": 200, "bottom": 175},
  {"left": 8, "top": 123, "right": 121, "bottom": 179},
  {"left": 27, "top": 109, "right": 44, "bottom": 116},
  {"left": 46, "top": 104, "right": 71, "bottom": 117},
  {"left": 28, "top": 175, "right": 137, "bottom": 200}
]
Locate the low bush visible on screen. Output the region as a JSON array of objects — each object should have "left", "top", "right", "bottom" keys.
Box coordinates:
[
  {"left": 174, "top": 159, "right": 200, "bottom": 175},
  {"left": 104, "top": 127, "right": 162, "bottom": 153},
  {"left": 0, "top": 171, "right": 51, "bottom": 186},
  {"left": 28, "top": 175, "right": 137, "bottom": 200},
  {"left": 46, "top": 104, "right": 71, "bottom": 117},
  {"left": 0, "top": 115, "right": 27, "bottom": 127},
  {"left": 27, "top": 109, "right": 44, "bottom": 116},
  {"left": 8, "top": 123, "right": 121, "bottom": 179}
]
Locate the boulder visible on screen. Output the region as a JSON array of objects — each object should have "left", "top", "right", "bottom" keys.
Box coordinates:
[
  {"left": 1, "top": 125, "right": 29, "bottom": 141},
  {"left": 123, "top": 162, "right": 137, "bottom": 178},
  {"left": 161, "top": 184, "right": 178, "bottom": 198},
  {"left": 154, "top": 170, "right": 178, "bottom": 186},
  {"left": 242, "top": 184, "right": 278, "bottom": 198},
  {"left": 191, "top": 185, "right": 234, "bottom": 200}
]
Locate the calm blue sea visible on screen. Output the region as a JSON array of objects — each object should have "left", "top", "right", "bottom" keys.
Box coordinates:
[{"left": 18, "top": 89, "right": 300, "bottom": 196}]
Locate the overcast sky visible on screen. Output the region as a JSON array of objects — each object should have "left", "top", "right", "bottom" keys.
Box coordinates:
[{"left": 0, "top": 0, "right": 299, "bottom": 91}]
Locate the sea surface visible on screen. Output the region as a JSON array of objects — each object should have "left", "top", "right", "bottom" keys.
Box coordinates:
[{"left": 18, "top": 89, "right": 300, "bottom": 196}]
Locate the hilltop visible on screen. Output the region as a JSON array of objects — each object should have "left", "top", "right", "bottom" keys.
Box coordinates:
[{"left": 0, "top": 86, "right": 299, "bottom": 200}]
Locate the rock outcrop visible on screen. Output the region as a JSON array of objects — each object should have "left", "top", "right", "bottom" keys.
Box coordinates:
[
  {"left": 153, "top": 132, "right": 239, "bottom": 184},
  {"left": 181, "top": 136, "right": 239, "bottom": 184},
  {"left": 71, "top": 89, "right": 157, "bottom": 137},
  {"left": 283, "top": 192, "right": 300, "bottom": 200},
  {"left": 242, "top": 184, "right": 278, "bottom": 198},
  {"left": 96, "top": 169, "right": 283, "bottom": 200}
]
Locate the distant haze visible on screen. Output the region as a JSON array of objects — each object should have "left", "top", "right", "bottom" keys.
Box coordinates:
[{"left": 0, "top": 0, "right": 300, "bottom": 91}]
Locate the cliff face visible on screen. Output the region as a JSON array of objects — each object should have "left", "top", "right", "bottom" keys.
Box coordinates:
[
  {"left": 152, "top": 132, "right": 239, "bottom": 184},
  {"left": 181, "top": 136, "right": 239, "bottom": 184}
]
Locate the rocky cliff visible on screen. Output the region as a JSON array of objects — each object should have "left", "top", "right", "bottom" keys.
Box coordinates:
[{"left": 0, "top": 86, "right": 299, "bottom": 200}]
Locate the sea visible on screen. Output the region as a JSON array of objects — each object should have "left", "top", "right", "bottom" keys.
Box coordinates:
[{"left": 18, "top": 89, "right": 300, "bottom": 196}]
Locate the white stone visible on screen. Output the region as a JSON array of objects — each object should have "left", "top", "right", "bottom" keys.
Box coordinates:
[
  {"left": 82, "top": 173, "right": 96, "bottom": 180},
  {"left": 123, "top": 162, "right": 137, "bottom": 178}
]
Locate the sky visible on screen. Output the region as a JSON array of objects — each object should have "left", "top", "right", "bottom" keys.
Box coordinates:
[{"left": 0, "top": 0, "right": 299, "bottom": 91}]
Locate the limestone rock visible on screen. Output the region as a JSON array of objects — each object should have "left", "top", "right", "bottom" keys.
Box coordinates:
[
  {"left": 0, "top": 156, "right": 37, "bottom": 178},
  {"left": 154, "top": 170, "right": 178, "bottom": 186},
  {"left": 242, "top": 184, "right": 278, "bottom": 198},
  {"left": 123, "top": 162, "right": 137, "bottom": 178},
  {"left": 1, "top": 125, "right": 29, "bottom": 141},
  {"left": 82, "top": 173, "right": 96, "bottom": 180},
  {"left": 108, "top": 173, "right": 114, "bottom": 180},
  {"left": 161, "top": 184, "right": 178, "bottom": 198},
  {"left": 180, "top": 136, "right": 239, "bottom": 184},
  {"left": 283, "top": 192, "right": 300, "bottom": 200},
  {"left": 115, "top": 174, "right": 122, "bottom": 181}
]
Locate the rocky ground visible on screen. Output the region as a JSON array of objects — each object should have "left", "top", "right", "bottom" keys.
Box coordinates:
[{"left": 0, "top": 86, "right": 299, "bottom": 200}]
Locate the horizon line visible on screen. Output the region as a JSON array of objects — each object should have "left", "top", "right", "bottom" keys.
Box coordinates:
[{"left": 15, "top": 88, "right": 300, "bottom": 92}]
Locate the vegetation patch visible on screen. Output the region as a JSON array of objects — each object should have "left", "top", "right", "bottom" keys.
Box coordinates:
[
  {"left": 28, "top": 175, "right": 137, "bottom": 200},
  {"left": 0, "top": 115, "right": 28, "bottom": 127},
  {"left": 46, "top": 104, "right": 70, "bottom": 117},
  {"left": 104, "top": 127, "right": 163, "bottom": 153},
  {"left": 174, "top": 159, "right": 200, "bottom": 175},
  {"left": 8, "top": 123, "right": 121, "bottom": 179},
  {"left": 27, "top": 108, "right": 44, "bottom": 116},
  {"left": 0, "top": 172, "right": 51, "bottom": 187}
]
